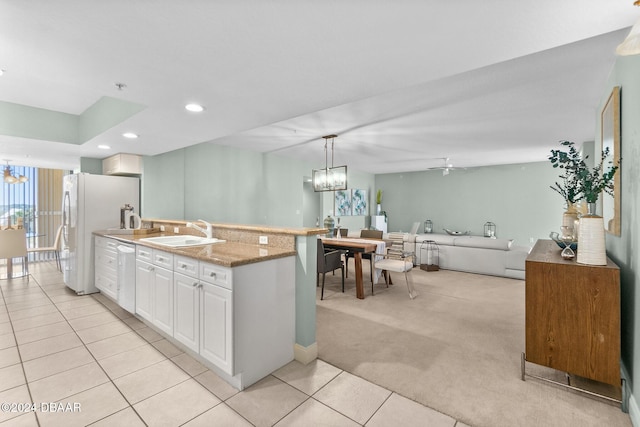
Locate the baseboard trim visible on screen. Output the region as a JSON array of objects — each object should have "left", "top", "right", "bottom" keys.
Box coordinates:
[
  {"left": 294, "top": 342, "right": 318, "bottom": 365},
  {"left": 628, "top": 393, "right": 639, "bottom": 427},
  {"left": 621, "top": 363, "right": 637, "bottom": 425}
]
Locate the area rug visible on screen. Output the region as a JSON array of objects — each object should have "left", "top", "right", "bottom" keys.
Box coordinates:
[{"left": 316, "top": 267, "right": 631, "bottom": 427}]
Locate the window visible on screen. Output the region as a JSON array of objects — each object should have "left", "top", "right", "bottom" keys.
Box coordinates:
[{"left": 1, "top": 166, "right": 68, "bottom": 262}]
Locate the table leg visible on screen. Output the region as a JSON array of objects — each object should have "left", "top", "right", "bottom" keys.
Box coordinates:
[{"left": 354, "top": 252, "right": 364, "bottom": 299}]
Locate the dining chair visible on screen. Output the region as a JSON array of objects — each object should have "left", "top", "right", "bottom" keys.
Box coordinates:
[
  {"left": 27, "top": 224, "right": 63, "bottom": 271},
  {"left": 333, "top": 228, "right": 348, "bottom": 237},
  {"left": 345, "top": 229, "right": 383, "bottom": 284},
  {"left": 0, "top": 228, "right": 29, "bottom": 279},
  {"left": 317, "top": 238, "right": 344, "bottom": 300},
  {"left": 374, "top": 238, "right": 417, "bottom": 299}
]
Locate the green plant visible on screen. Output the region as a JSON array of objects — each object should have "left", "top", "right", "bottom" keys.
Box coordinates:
[
  {"left": 548, "top": 140, "right": 620, "bottom": 204},
  {"left": 548, "top": 140, "right": 583, "bottom": 205},
  {"left": 376, "top": 189, "right": 383, "bottom": 205}
]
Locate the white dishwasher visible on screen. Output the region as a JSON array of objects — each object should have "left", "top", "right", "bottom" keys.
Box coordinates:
[{"left": 117, "top": 243, "right": 136, "bottom": 313}]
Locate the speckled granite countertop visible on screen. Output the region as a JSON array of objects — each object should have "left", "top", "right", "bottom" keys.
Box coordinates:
[{"left": 94, "top": 231, "right": 297, "bottom": 268}]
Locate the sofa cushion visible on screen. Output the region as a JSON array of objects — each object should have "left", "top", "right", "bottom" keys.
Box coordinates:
[
  {"left": 415, "top": 233, "right": 456, "bottom": 246},
  {"left": 453, "top": 236, "right": 513, "bottom": 250},
  {"left": 505, "top": 245, "right": 531, "bottom": 270}
]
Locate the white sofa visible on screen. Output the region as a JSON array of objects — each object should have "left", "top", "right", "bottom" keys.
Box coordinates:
[{"left": 410, "top": 233, "right": 530, "bottom": 280}]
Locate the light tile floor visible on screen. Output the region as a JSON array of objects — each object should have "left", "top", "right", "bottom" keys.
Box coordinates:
[{"left": 0, "top": 262, "right": 468, "bottom": 426}]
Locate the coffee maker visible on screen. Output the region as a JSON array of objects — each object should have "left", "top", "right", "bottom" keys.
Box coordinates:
[{"left": 120, "top": 204, "right": 134, "bottom": 229}]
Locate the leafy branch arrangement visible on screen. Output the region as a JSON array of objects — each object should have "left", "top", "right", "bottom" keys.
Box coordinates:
[
  {"left": 548, "top": 140, "right": 583, "bottom": 205},
  {"left": 548, "top": 140, "right": 620, "bottom": 205},
  {"left": 376, "top": 189, "right": 383, "bottom": 205}
]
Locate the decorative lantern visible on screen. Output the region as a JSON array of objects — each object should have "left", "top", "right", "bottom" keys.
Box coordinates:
[
  {"left": 484, "top": 221, "right": 496, "bottom": 238},
  {"left": 424, "top": 219, "right": 433, "bottom": 234},
  {"left": 420, "top": 240, "right": 439, "bottom": 271}
]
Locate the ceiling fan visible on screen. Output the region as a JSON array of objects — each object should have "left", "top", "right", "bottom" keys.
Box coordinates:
[{"left": 426, "top": 157, "right": 463, "bottom": 176}]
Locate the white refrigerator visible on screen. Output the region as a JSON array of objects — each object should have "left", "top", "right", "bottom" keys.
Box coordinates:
[{"left": 61, "top": 173, "right": 140, "bottom": 295}]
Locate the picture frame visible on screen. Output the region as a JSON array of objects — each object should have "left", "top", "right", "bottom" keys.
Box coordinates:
[
  {"left": 335, "top": 190, "right": 352, "bottom": 216},
  {"left": 351, "top": 189, "right": 367, "bottom": 215},
  {"left": 601, "top": 86, "right": 621, "bottom": 236}
]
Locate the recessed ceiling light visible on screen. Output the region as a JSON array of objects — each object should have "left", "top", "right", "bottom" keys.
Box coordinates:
[
  {"left": 98, "top": 144, "right": 111, "bottom": 150},
  {"left": 185, "top": 103, "right": 205, "bottom": 113},
  {"left": 122, "top": 132, "right": 138, "bottom": 139}
]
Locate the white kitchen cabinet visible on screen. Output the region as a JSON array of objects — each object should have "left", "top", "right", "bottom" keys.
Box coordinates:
[
  {"left": 174, "top": 256, "right": 233, "bottom": 374},
  {"left": 136, "top": 243, "right": 295, "bottom": 390},
  {"left": 94, "top": 236, "right": 118, "bottom": 301},
  {"left": 135, "top": 259, "right": 153, "bottom": 322},
  {"left": 173, "top": 271, "right": 200, "bottom": 353},
  {"left": 135, "top": 246, "right": 174, "bottom": 334},
  {"left": 200, "top": 278, "right": 233, "bottom": 375},
  {"left": 102, "top": 153, "right": 142, "bottom": 176},
  {"left": 152, "top": 264, "right": 174, "bottom": 336}
]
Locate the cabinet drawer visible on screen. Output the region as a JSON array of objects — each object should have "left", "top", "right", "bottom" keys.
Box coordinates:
[
  {"left": 96, "top": 236, "right": 118, "bottom": 252},
  {"left": 136, "top": 245, "right": 153, "bottom": 262},
  {"left": 96, "top": 273, "right": 117, "bottom": 300},
  {"left": 153, "top": 250, "right": 173, "bottom": 269},
  {"left": 174, "top": 255, "right": 198, "bottom": 278},
  {"left": 200, "top": 262, "right": 231, "bottom": 290},
  {"left": 95, "top": 249, "right": 117, "bottom": 274}
]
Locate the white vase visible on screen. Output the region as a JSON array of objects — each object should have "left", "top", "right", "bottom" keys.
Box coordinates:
[
  {"left": 376, "top": 204, "right": 381, "bottom": 215},
  {"left": 577, "top": 203, "right": 606, "bottom": 265}
]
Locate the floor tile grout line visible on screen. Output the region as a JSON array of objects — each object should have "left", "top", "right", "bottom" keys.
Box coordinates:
[
  {"left": 1, "top": 273, "right": 44, "bottom": 427},
  {"left": 5, "top": 267, "right": 145, "bottom": 424},
  {"left": 8, "top": 262, "right": 459, "bottom": 427},
  {"left": 87, "top": 288, "right": 231, "bottom": 424},
  {"left": 28, "top": 266, "right": 150, "bottom": 426},
  {"left": 86, "top": 286, "right": 264, "bottom": 426}
]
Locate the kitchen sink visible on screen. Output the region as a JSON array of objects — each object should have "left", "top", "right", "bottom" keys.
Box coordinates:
[{"left": 139, "top": 235, "right": 225, "bottom": 247}]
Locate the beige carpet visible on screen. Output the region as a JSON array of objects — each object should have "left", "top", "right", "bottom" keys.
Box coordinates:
[{"left": 316, "top": 266, "right": 631, "bottom": 427}]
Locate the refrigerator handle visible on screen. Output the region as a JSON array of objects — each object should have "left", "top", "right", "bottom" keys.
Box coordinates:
[{"left": 62, "top": 191, "right": 71, "bottom": 246}]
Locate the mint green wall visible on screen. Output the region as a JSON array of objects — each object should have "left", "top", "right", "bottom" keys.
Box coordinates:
[
  {"left": 79, "top": 157, "right": 102, "bottom": 174},
  {"left": 598, "top": 54, "right": 640, "bottom": 420},
  {"left": 78, "top": 97, "right": 145, "bottom": 143},
  {"left": 142, "top": 149, "right": 185, "bottom": 219},
  {"left": 141, "top": 141, "right": 375, "bottom": 349},
  {"left": 0, "top": 97, "right": 144, "bottom": 145},
  {"left": 144, "top": 142, "right": 376, "bottom": 227},
  {"left": 183, "top": 143, "right": 265, "bottom": 224},
  {"left": 374, "top": 162, "right": 564, "bottom": 246},
  {"left": 0, "top": 101, "right": 78, "bottom": 144}
]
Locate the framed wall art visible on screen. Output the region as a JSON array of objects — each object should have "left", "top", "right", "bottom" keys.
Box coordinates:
[
  {"left": 335, "top": 190, "right": 352, "bottom": 216},
  {"left": 351, "top": 189, "right": 367, "bottom": 215}
]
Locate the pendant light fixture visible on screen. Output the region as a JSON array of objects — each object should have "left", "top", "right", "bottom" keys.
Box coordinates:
[
  {"left": 3, "top": 161, "right": 28, "bottom": 184},
  {"left": 312, "top": 134, "right": 348, "bottom": 192},
  {"left": 616, "top": 1, "right": 640, "bottom": 55}
]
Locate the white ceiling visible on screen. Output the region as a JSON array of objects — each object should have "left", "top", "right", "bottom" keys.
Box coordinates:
[{"left": 1, "top": 1, "right": 638, "bottom": 174}]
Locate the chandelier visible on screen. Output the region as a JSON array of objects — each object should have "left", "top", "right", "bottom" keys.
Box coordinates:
[
  {"left": 3, "top": 161, "right": 28, "bottom": 184},
  {"left": 312, "top": 134, "right": 348, "bottom": 192}
]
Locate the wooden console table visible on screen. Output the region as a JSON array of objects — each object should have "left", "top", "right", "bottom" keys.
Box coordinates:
[{"left": 522, "top": 239, "right": 625, "bottom": 409}]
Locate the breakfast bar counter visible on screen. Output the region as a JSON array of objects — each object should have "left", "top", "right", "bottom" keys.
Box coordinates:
[{"left": 93, "top": 230, "right": 297, "bottom": 268}]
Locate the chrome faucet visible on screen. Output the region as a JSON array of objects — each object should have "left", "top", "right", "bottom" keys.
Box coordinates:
[{"left": 186, "top": 219, "right": 213, "bottom": 238}]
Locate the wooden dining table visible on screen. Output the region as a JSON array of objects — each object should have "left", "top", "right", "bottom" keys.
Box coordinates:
[{"left": 321, "top": 238, "right": 379, "bottom": 299}]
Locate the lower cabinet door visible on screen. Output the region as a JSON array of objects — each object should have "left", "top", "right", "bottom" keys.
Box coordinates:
[
  {"left": 152, "top": 266, "right": 174, "bottom": 336},
  {"left": 95, "top": 271, "right": 117, "bottom": 301},
  {"left": 135, "top": 260, "right": 153, "bottom": 322},
  {"left": 173, "top": 272, "right": 200, "bottom": 353},
  {"left": 200, "top": 281, "right": 233, "bottom": 375}
]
